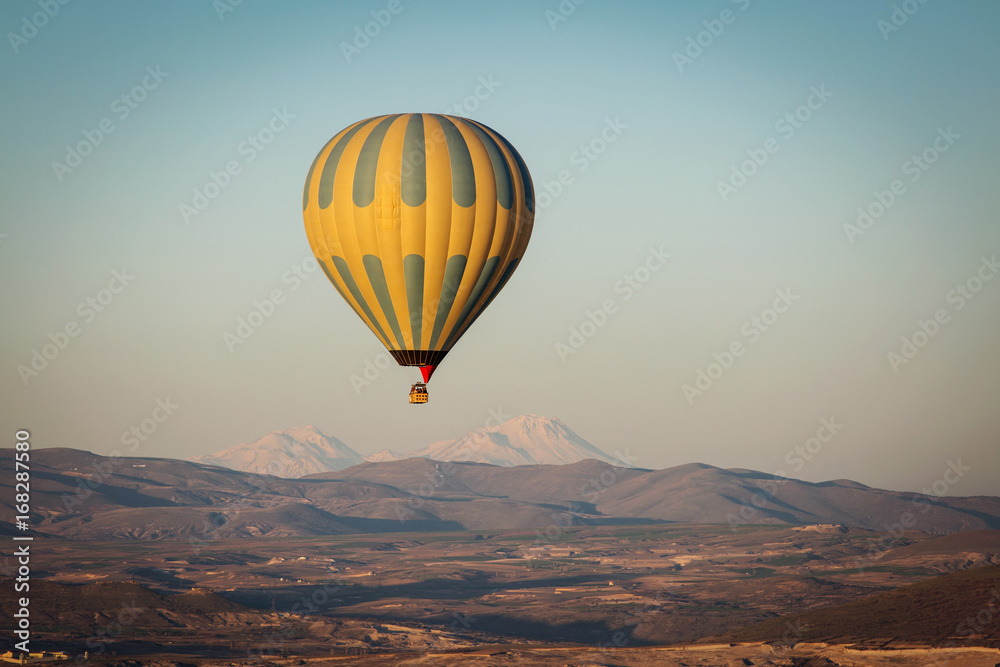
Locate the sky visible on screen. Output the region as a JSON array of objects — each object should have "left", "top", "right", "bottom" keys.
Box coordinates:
[{"left": 2, "top": 0, "right": 999, "bottom": 496}]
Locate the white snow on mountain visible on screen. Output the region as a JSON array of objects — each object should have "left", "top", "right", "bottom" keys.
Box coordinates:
[
  {"left": 364, "top": 449, "right": 406, "bottom": 463},
  {"left": 193, "top": 415, "right": 621, "bottom": 478},
  {"left": 191, "top": 425, "right": 364, "bottom": 478},
  {"left": 412, "top": 414, "right": 620, "bottom": 467}
]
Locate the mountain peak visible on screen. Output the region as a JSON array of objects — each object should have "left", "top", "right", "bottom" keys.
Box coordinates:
[
  {"left": 190, "top": 426, "right": 364, "bottom": 478},
  {"left": 415, "top": 414, "right": 618, "bottom": 467},
  {"left": 494, "top": 413, "right": 566, "bottom": 430},
  {"left": 509, "top": 412, "right": 554, "bottom": 421},
  {"left": 191, "top": 414, "right": 620, "bottom": 477},
  {"left": 364, "top": 448, "right": 406, "bottom": 463},
  {"left": 276, "top": 424, "right": 341, "bottom": 442},
  {"left": 278, "top": 424, "right": 326, "bottom": 437}
]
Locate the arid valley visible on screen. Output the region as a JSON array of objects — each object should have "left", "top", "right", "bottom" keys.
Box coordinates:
[
  {"left": 5, "top": 524, "right": 1000, "bottom": 665},
  {"left": 3, "top": 424, "right": 1000, "bottom": 665}
]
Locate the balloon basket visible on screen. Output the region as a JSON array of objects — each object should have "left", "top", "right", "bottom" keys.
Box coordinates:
[{"left": 408, "top": 383, "right": 429, "bottom": 404}]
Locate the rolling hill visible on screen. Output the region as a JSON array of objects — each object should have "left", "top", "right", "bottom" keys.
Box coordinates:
[
  {"left": 3, "top": 447, "right": 999, "bottom": 540},
  {"left": 719, "top": 563, "right": 1000, "bottom": 648}
]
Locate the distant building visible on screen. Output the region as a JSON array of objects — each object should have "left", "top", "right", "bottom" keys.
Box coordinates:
[{"left": 518, "top": 546, "right": 576, "bottom": 559}]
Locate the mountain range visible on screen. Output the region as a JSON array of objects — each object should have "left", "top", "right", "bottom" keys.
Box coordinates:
[
  {"left": 3, "top": 446, "right": 999, "bottom": 541},
  {"left": 191, "top": 414, "right": 623, "bottom": 477}
]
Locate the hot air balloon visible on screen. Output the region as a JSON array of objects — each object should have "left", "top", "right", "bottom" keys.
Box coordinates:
[{"left": 302, "top": 114, "right": 534, "bottom": 403}]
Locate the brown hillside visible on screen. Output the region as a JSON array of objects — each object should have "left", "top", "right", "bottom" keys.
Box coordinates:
[{"left": 720, "top": 564, "right": 1000, "bottom": 648}]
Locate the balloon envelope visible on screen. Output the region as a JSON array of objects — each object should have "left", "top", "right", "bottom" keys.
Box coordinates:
[{"left": 302, "top": 114, "right": 534, "bottom": 379}]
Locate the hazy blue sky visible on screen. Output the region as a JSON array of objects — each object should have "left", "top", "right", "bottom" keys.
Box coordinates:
[{"left": 2, "top": 0, "right": 999, "bottom": 496}]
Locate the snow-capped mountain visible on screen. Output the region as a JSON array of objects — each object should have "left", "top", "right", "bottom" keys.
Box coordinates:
[
  {"left": 191, "top": 425, "right": 364, "bottom": 478},
  {"left": 193, "top": 416, "right": 621, "bottom": 478},
  {"left": 412, "top": 414, "right": 620, "bottom": 467},
  {"left": 364, "top": 448, "right": 406, "bottom": 463}
]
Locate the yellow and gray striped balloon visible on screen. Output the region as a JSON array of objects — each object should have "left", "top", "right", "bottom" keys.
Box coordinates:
[{"left": 302, "top": 113, "right": 534, "bottom": 382}]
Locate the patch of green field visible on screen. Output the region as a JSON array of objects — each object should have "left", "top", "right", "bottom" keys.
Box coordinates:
[
  {"left": 697, "top": 602, "right": 746, "bottom": 612},
  {"left": 808, "top": 565, "right": 929, "bottom": 577},
  {"left": 724, "top": 566, "right": 777, "bottom": 578},
  {"left": 858, "top": 565, "right": 930, "bottom": 576},
  {"left": 67, "top": 561, "right": 106, "bottom": 570},
  {"left": 762, "top": 554, "right": 810, "bottom": 566}
]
